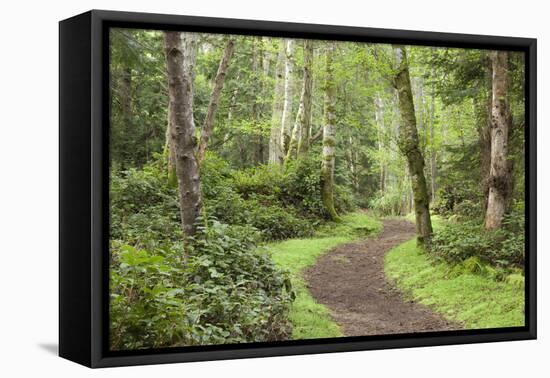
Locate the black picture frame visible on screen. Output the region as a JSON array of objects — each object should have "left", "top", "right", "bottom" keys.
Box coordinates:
[{"left": 59, "top": 9, "right": 537, "bottom": 368}]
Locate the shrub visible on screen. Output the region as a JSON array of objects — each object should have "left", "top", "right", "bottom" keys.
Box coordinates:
[
  {"left": 110, "top": 220, "right": 294, "bottom": 350},
  {"left": 244, "top": 201, "right": 315, "bottom": 240},
  {"left": 232, "top": 165, "right": 286, "bottom": 199},
  {"left": 431, "top": 184, "right": 482, "bottom": 219},
  {"left": 284, "top": 156, "right": 356, "bottom": 218},
  {"left": 430, "top": 210, "right": 525, "bottom": 268},
  {"left": 110, "top": 165, "right": 181, "bottom": 247}
]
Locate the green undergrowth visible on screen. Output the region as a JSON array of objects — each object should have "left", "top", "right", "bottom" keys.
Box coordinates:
[
  {"left": 268, "top": 212, "right": 382, "bottom": 339},
  {"left": 385, "top": 239, "right": 525, "bottom": 329}
]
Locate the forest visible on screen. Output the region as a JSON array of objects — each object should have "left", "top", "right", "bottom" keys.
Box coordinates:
[{"left": 108, "top": 28, "right": 526, "bottom": 350}]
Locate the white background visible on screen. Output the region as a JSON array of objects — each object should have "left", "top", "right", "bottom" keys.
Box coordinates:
[{"left": 0, "top": 0, "right": 546, "bottom": 376}]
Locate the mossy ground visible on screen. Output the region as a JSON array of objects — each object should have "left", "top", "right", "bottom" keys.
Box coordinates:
[{"left": 385, "top": 239, "right": 524, "bottom": 329}]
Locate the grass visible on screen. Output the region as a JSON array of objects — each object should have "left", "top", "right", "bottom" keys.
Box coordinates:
[
  {"left": 268, "top": 212, "right": 382, "bottom": 339},
  {"left": 385, "top": 239, "right": 525, "bottom": 329}
]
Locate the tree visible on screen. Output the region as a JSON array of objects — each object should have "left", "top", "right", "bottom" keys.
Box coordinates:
[
  {"left": 392, "top": 45, "right": 433, "bottom": 245},
  {"left": 321, "top": 42, "right": 340, "bottom": 221},
  {"left": 485, "top": 50, "right": 512, "bottom": 230},
  {"left": 197, "top": 38, "right": 236, "bottom": 163},
  {"left": 280, "top": 39, "right": 294, "bottom": 156},
  {"left": 269, "top": 42, "right": 286, "bottom": 165},
  {"left": 164, "top": 31, "right": 202, "bottom": 239},
  {"left": 286, "top": 39, "right": 314, "bottom": 162}
]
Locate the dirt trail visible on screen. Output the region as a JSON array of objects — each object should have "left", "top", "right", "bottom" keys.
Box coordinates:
[{"left": 305, "top": 219, "right": 461, "bottom": 336}]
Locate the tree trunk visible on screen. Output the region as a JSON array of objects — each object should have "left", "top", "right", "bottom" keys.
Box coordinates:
[
  {"left": 280, "top": 39, "right": 294, "bottom": 156},
  {"left": 286, "top": 91, "right": 303, "bottom": 164},
  {"left": 429, "top": 66, "right": 437, "bottom": 202},
  {"left": 321, "top": 42, "right": 340, "bottom": 221},
  {"left": 164, "top": 31, "right": 202, "bottom": 239},
  {"left": 268, "top": 42, "right": 286, "bottom": 165},
  {"left": 164, "top": 122, "right": 177, "bottom": 187},
  {"left": 485, "top": 51, "right": 512, "bottom": 230},
  {"left": 286, "top": 40, "right": 313, "bottom": 162},
  {"left": 477, "top": 53, "right": 493, "bottom": 213},
  {"left": 297, "top": 39, "right": 314, "bottom": 155},
  {"left": 197, "top": 38, "right": 235, "bottom": 163},
  {"left": 374, "top": 94, "right": 386, "bottom": 191},
  {"left": 392, "top": 45, "right": 433, "bottom": 245},
  {"left": 252, "top": 38, "right": 265, "bottom": 164}
]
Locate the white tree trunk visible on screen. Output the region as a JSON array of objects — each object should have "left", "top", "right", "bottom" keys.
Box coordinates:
[
  {"left": 279, "top": 39, "right": 294, "bottom": 156},
  {"left": 269, "top": 42, "right": 286, "bottom": 165}
]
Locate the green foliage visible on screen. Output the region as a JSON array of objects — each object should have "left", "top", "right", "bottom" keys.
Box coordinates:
[
  {"left": 110, "top": 165, "right": 181, "bottom": 248},
  {"left": 200, "top": 154, "right": 355, "bottom": 241},
  {"left": 430, "top": 209, "right": 525, "bottom": 268},
  {"left": 385, "top": 239, "right": 524, "bottom": 329},
  {"left": 110, "top": 220, "right": 293, "bottom": 350}
]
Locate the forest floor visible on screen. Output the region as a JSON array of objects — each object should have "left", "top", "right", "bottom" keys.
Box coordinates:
[{"left": 305, "top": 218, "right": 461, "bottom": 336}]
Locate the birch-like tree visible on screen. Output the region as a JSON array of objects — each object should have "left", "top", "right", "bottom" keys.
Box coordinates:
[
  {"left": 286, "top": 39, "right": 313, "bottom": 162},
  {"left": 321, "top": 42, "right": 340, "bottom": 221},
  {"left": 269, "top": 43, "right": 286, "bottom": 165},
  {"left": 279, "top": 39, "right": 294, "bottom": 157}
]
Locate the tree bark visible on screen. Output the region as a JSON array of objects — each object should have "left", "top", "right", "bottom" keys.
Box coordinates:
[
  {"left": 164, "top": 31, "right": 202, "bottom": 239},
  {"left": 197, "top": 38, "right": 235, "bottom": 163},
  {"left": 321, "top": 42, "right": 340, "bottom": 221},
  {"left": 268, "top": 42, "right": 286, "bottom": 165},
  {"left": 485, "top": 51, "right": 512, "bottom": 230},
  {"left": 392, "top": 45, "right": 433, "bottom": 245},
  {"left": 164, "top": 122, "right": 177, "bottom": 187}
]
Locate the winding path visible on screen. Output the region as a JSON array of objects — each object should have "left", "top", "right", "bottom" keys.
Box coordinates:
[{"left": 305, "top": 219, "right": 461, "bottom": 336}]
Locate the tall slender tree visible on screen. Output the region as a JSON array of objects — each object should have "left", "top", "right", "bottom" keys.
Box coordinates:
[
  {"left": 280, "top": 39, "right": 294, "bottom": 156},
  {"left": 392, "top": 45, "right": 433, "bottom": 245},
  {"left": 197, "top": 38, "right": 236, "bottom": 163},
  {"left": 321, "top": 42, "right": 340, "bottom": 221},
  {"left": 485, "top": 50, "right": 512, "bottom": 230},
  {"left": 286, "top": 39, "right": 313, "bottom": 162},
  {"left": 269, "top": 42, "right": 286, "bottom": 165}
]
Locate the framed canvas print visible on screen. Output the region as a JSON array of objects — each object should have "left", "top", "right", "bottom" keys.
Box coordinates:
[{"left": 59, "top": 10, "right": 536, "bottom": 368}]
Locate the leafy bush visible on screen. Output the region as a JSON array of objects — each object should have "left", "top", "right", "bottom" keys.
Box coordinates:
[
  {"left": 110, "top": 220, "right": 294, "bottom": 350},
  {"left": 431, "top": 183, "right": 482, "bottom": 220},
  {"left": 284, "top": 156, "right": 356, "bottom": 218},
  {"left": 244, "top": 201, "right": 315, "bottom": 240},
  {"left": 110, "top": 166, "right": 181, "bottom": 247},
  {"left": 430, "top": 210, "right": 525, "bottom": 268},
  {"left": 232, "top": 165, "right": 286, "bottom": 199},
  {"left": 200, "top": 154, "right": 355, "bottom": 240},
  {"left": 111, "top": 152, "right": 359, "bottom": 244}
]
